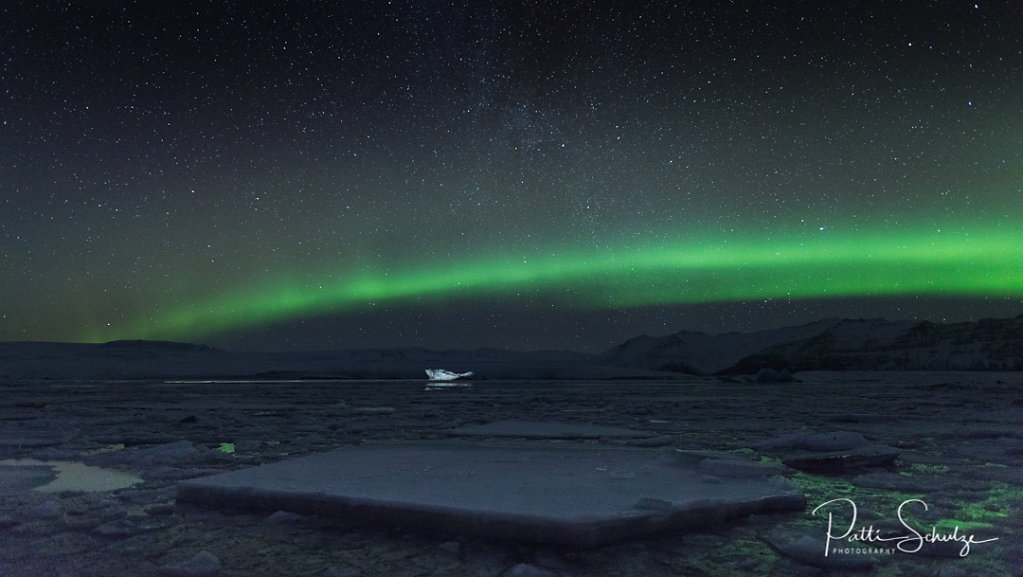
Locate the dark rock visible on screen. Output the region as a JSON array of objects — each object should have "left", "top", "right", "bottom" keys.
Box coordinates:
[
  {"left": 609, "top": 435, "right": 674, "bottom": 447},
  {"left": 782, "top": 445, "right": 899, "bottom": 474},
  {"left": 756, "top": 431, "right": 869, "bottom": 452}
]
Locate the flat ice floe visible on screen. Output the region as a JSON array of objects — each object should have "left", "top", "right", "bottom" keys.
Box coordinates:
[{"left": 177, "top": 441, "right": 804, "bottom": 547}]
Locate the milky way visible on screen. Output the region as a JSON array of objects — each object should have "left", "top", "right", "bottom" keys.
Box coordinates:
[{"left": 2, "top": 2, "right": 1021, "bottom": 351}]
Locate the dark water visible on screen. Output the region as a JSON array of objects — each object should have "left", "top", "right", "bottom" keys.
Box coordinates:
[{"left": 4, "top": 373, "right": 1022, "bottom": 451}]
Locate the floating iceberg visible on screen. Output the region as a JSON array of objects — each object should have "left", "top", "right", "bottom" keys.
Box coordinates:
[{"left": 425, "top": 369, "right": 473, "bottom": 381}]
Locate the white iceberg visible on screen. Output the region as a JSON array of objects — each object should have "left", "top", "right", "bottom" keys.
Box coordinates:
[{"left": 425, "top": 369, "right": 474, "bottom": 381}]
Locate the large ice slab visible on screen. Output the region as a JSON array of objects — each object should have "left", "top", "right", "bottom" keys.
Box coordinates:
[{"left": 177, "top": 442, "right": 804, "bottom": 547}]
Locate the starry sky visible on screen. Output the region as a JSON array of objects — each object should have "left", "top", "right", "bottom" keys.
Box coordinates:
[{"left": 2, "top": 1, "right": 1022, "bottom": 353}]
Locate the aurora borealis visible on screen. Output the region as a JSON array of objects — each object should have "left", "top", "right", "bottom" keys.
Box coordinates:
[
  {"left": 73, "top": 226, "right": 1023, "bottom": 345},
  {"left": 3, "top": 2, "right": 1022, "bottom": 352}
]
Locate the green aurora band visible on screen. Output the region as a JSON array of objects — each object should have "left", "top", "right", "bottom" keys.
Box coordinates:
[{"left": 87, "top": 228, "right": 1023, "bottom": 342}]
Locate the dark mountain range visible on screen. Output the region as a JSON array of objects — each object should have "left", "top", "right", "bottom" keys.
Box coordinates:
[
  {"left": 597, "top": 316, "right": 1023, "bottom": 375},
  {"left": 1, "top": 316, "right": 1020, "bottom": 380}
]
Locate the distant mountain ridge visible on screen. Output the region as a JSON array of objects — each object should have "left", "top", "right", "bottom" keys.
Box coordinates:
[
  {"left": 597, "top": 315, "right": 1023, "bottom": 374},
  {"left": 1, "top": 316, "right": 1020, "bottom": 380},
  {"left": 0, "top": 341, "right": 621, "bottom": 380}
]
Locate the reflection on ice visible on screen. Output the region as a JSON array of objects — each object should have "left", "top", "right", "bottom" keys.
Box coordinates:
[{"left": 424, "top": 381, "right": 474, "bottom": 391}]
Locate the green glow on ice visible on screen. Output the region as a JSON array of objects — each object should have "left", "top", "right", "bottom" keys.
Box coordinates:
[{"left": 85, "top": 227, "right": 1023, "bottom": 342}]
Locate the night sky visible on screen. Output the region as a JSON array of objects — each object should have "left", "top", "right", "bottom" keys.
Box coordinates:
[{"left": 2, "top": 2, "right": 1022, "bottom": 353}]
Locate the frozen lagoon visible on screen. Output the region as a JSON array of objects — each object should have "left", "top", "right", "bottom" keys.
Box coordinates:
[{"left": 0, "top": 373, "right": 1021, "bottom": 576}]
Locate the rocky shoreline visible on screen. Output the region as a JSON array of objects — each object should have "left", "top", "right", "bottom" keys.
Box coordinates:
[{"left": 2, "top": 372, "right": 1021, "bottom": 576}]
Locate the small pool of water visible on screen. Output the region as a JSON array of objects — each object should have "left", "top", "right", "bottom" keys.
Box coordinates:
[{"left": 0, "top": 458, "right": 142, "bottom": 492}]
